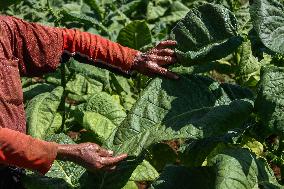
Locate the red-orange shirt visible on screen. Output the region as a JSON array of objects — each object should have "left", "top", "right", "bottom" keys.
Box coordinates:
[{"left": 0, "top": 15, "right": 138, "bottom": 174}]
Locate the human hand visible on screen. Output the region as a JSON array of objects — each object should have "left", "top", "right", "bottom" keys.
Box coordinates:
[
  {"left": 57, "top": 143, "right": 127, "bottom": 172},
  {"left": 132, "top": 40, "right": 179, "bottom": 79}
]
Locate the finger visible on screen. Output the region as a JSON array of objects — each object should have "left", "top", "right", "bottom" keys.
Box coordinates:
[
  {"left": 101, "top": 154, "right": 128, "bottom": 165},
  {"left": 148, "top": 62, "right": 179, "bottom": 79},
  {"left": 156, "top": 49, "right": 176, "bottom": 57},
  {"left": 148, "top": 55, "right": 177, "bottom": 65},
  {"left": 98, "top": 148, "right": 114, "bottom": 157},
  {"left": 156, "top": 40, "right": 177, "bottom": 50}
]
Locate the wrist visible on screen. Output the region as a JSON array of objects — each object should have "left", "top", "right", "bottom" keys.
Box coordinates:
[
  {"left": 130, "top": 51, "right": 143, "bottom": 72},
  {"left": 56, "top": 144, "right": 79, "bottom": 161}
]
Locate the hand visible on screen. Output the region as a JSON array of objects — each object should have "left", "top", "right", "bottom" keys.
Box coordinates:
[
  {"left": 56, "top": 143, "right": 127, "bottom": 172},
  {"left": 132, "top": 40, "right": 179, "bottom": 79}
]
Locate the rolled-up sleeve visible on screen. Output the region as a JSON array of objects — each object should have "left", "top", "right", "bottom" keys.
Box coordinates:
[
  {"left": 0, "top": 15, "right": 64, "bottom": 76},
  {"left": 1, "top": 15, "right": 139, "bottom": 76},
  {"left": 0, "top": 128, "right": 58, "bottom": 174}
]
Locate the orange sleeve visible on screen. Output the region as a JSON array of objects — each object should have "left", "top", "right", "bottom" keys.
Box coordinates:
[
  {"left": 0, "top": 128, "right": 58, "bottom": 175},
  {"left": 62, "top": 29, "right": 139, "bottom": 72},
  {"left": 1, "top": 15, "right": 138, "bottom": 76}
]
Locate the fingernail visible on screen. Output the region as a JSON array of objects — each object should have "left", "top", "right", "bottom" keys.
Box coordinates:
[{"left": 108, "top": 150, "right": 114, "bottom": 155}]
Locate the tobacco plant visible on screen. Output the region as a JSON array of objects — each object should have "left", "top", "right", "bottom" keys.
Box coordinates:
[{"left": 1, "top": 0, "right": 284, "bottom": 188}]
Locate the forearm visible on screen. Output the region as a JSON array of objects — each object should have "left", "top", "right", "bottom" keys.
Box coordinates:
[
  {"left": 61, "top": 29, "right": 139, "bottom": 72},
  {"left": 56, "top": 144, "right": 79, "bottom": 162},
  {"left": 0, "top": 128, "right": 58, "bottom": 174},
  {"left": 1, "top": 15, "right": 139, "bottom": 75}
]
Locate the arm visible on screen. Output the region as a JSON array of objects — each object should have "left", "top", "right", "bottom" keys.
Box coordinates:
[
  {"left": 61, "top": 29, "right": 178, "bottom": 78},
  {"left": 0, "top": 128, "right": 127, "bottom": 174},
  {"left": 0, "top": 15, "right": 175, "bottom": 174},
  {"left": 0, "top": 128, "right": 57, "bottom": 174},
  {"left": 1, "top": 15, "right": 177, "bottom": 78}
]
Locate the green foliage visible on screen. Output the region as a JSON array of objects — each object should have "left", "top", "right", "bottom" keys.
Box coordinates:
[
  {"left": 129, "top": 160, "right": 159, "bottom": 182},
  {"left": 117, "top": 20, "right": 152, "bottom": 50},
  {"left": 0, "top": 0, "right": 21, "bottom": 9},
  {"left": 3, "top": 0, "right": 284, "bottom": 188},
  {"left": 250, "top": 0, "right": 284, "bottom": 55},
  {"left": 26, "top": 87, "right": 64, "bottom": 139},
  {"left": 255, "top": 66, "right": 284, "bottom": 136},
  {"left": 151, "top": 145, "right": 282, "bottom": 189},
  {"left": 111, "top": 75, "right": 253, "bottom": 156},
  {"left": 24, "top": 134, "right": 86, "bottom": 189},
  {"left": 171, "top": 3, "right": 243, "bottom": 65},
  {"left": 235, "top": 40, "right": 261, "bottom": 86},
  {"left": 45, "top": 134, "right": 86, "bottom": 188}
]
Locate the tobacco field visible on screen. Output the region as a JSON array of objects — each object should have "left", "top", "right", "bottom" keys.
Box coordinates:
[{"left": 1, "top": 0, "right": 284, "bottom": 188}]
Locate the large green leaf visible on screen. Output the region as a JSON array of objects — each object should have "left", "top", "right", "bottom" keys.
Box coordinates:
[
  {"left": 23, "top": 134, "right": 86, "bottom": 189},
  {"left": 146, "top": 0, "right": 170, "bottom": 21},
  {"left": 151, "top": 146, "right": 282, "bottom": 189},
  {"left": 171, "top": 3, "right": 242, "bottom": 65},
  {"left": 147, "top": 143, "right": 177, "bottom": 171},
  {"left": 207, "top": 145, "right": 282, "bottom": 189},
  {"left": 60, "top": 10, "right": 109, "bottom": 35},
  {"left": 66, "top": 74, "right": 103, "bottom": 96},
  {"left": 79, "top": 158, "right": 143, "bottom": 189},
  {"left": 110, "top": 75, "right": 253, "bottom": 156},
  {"left": 129, "top": 160, "right": 159, "bottom": 182},
  {"left": 117, "top": 20, "right": 152, "bottom": 50},
  {"left": 69, "top": 60, "right": 111, "bottom": 92},
  {"left": 75, "top": 92, "right": 126, "bottom": 143},
  {"left": 146, "top": 0, "right": 189, "bottom": 23},
  {"left": 250, "top": 0, "right": 284, "bottom": 54},
  {"left": 77, "top": 92, "right": 127, "bottom": 126},
  {"left": 255, "top": 66, "right": 284, "bottom": 136},
  {"left": 78, "top": 152, "right": 157, "bottom": 188},
  {"left": 110, "top": 73, "right": 132, "bottom": 94},
  {"left": 26, "top": 87, "right": 64, "bottom": 139},
  {"left": 23, "top": 83, "right": 56, "bottom": 103},
  {"left": 81, "top": 111, "right": 117, "bottom": 143},
  {"left": 46, "top": 134, "right": 86, "bottom": 188}
]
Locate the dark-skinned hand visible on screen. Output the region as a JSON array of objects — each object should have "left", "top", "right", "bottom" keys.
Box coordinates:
[
  {"left": 132, "top": 40, "right": 179, "bottom": 79},
  {"left": 56, "top": 143, "right": 127, "bottom": 172}
]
